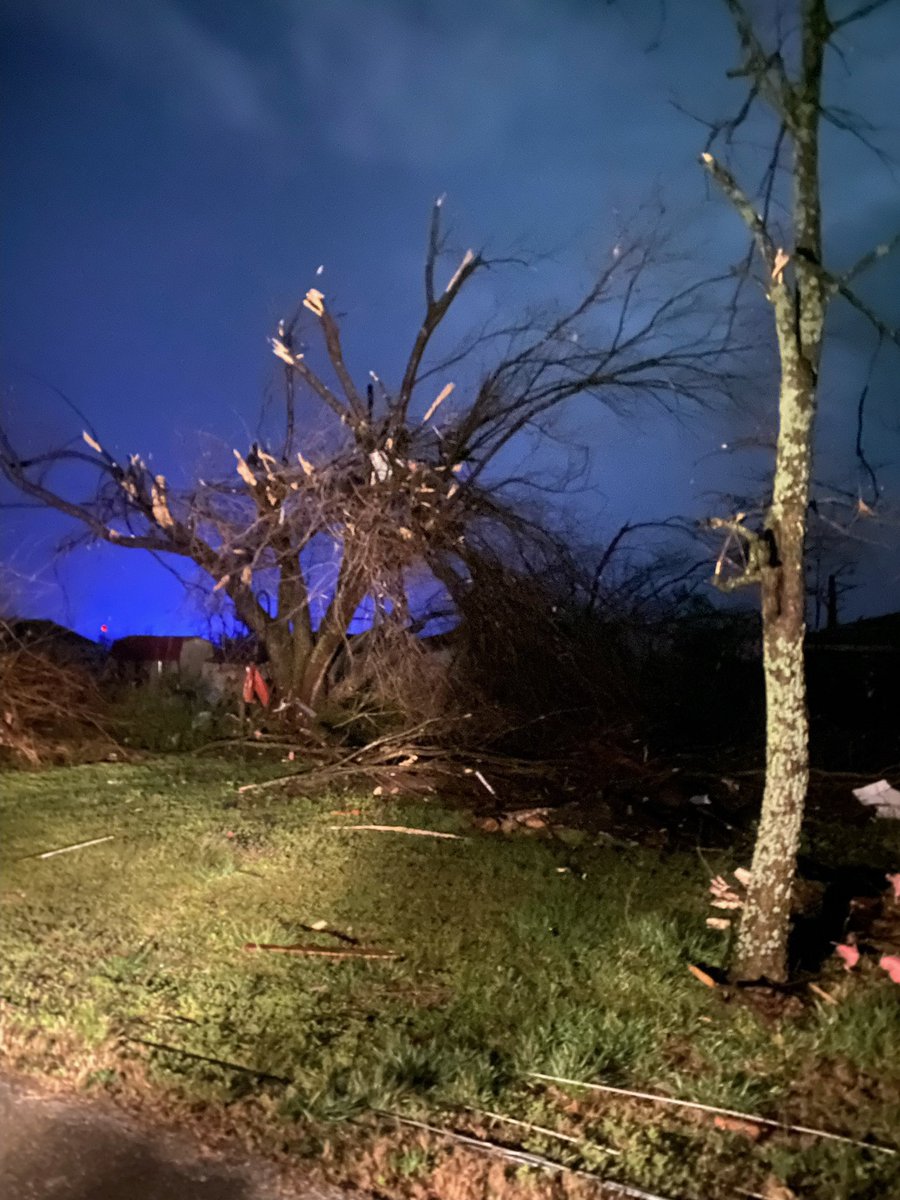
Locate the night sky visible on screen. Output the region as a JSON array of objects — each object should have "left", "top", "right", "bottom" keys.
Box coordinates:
[{"left": 2, "top": 0, "right": 899, "bottom": 638}]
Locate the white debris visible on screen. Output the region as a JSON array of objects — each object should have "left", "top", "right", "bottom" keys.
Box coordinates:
[
  {"left": 852, "top": 779, "right": 900, "bottom": 820},
  {"left": 369, "top": 449, "right": 390, "bottom": 482}
]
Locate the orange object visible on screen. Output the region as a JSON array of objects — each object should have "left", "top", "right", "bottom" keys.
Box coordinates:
[
  {"left": 687, "top": 964, "right": 718, "bottom": 988},
  {"left": 243, "top": 664, "right": 270, "bottom": 706}
]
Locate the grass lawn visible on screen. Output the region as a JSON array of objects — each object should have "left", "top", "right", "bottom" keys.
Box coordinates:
[{"left": 2, "top": 756, "right": 899, "bottom": 1199}]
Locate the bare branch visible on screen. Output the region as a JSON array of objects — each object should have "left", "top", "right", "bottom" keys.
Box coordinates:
[
  {"left": 424, "top": 195, "right": 444, "bottom": 308},
  {"left": 843, "top": 233, "right": 900, "bottom": 284},
  {"left": 700, "top": 153, "right": 777, "bottom": 270},
  {"left": 397, "top": 242, "right": 484, "bottom": 425},
  {"left": 831, "top": 0, "right": 894, "bottom": 32}
]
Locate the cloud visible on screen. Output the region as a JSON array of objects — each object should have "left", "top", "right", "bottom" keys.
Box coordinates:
[
  {"left": 4, "top": 0, "right": 277, "bottom": 136},
  {"left": 286, "top": 0, "right": 665, "bottom": 171}
]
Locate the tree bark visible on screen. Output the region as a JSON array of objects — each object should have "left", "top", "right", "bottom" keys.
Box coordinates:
[{"left": 731, "top": 0, "right": 827, "bottom": 982}]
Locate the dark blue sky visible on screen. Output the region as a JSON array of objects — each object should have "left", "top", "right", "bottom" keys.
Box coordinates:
[{"left": 2, "top": 0, "right": 899, "bottom": 636}]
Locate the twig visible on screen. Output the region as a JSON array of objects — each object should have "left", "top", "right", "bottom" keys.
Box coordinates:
[
  {"left": 242, "top": 942, "right": 401, "bottom": 960},
  {"left": 464, "top": 1106, "right": 614, "bottom": 1150},
  {"left": 23, "top": 835, "right": 115, "bottom": 861},
  {"left": 473, "top": 769, "right": 497, "bottom": 796},
  {"left": 124, "top": 1036, "right": 290, "bottom": 1084},
  {"left": 237, "top": 717, "right": 446, "bottom": 793},
  {"left": 528, "top": 1073, "right": 896, "bottom": 1155},
  {"left": 808, "top": 981, "right": 838, "bottom": 1006},
  {"left": 375, "top": 1112, "right": 667, "bottom": 1197},
  {"left": 327, "top": 824, "right": 465, "bottom": 840}
]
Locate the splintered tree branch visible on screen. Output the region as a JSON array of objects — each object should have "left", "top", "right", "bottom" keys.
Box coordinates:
[
  {"left": 318, "top": 305, "right": 367, "bottom": 422},
  {"left": 3, "top": 195, "right": 744, "bottom": 714},
  {"left": 699, "top": 153, "right": 776, "bottom": 270},
  {"left": 396, "top": 200, "right": 484, "bottom": 424},
  {"left": 425, "top": 194, "right": 444, "bottom": 307}
]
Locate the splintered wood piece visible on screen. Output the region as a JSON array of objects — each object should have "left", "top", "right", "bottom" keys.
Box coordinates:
[{"left": 31, "top": 835, "right": 115, "bottom": 860}]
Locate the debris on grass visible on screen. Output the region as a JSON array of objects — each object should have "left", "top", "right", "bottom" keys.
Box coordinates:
[
  {"left": 709, "top": 872, "right": 747, "bottom": 909},
  {"left": 300, "top": 920, "right": 359, "bottom": 945},
  {"left": 463, "top": 1106, "right": 590, "bottom": 1148},
  {"left": 528, "top": 1072, "right": 898, "bottom": 1155},
  {"left": 807, "top": 982, "right": 838, "bottom": 1005},
  {"left": 852, "top": 779, "right": 900, "bottom": 819},
  {"left": 688, "top": 963, "right": 719, "bottom": 988},
  {"left": 327, "top": 823, "right": 465, "bottom": 840},
  {"left": 242, "top": 942, "right": 401, "bottom": 960},
  {"left": 27, "top": 834, "right": 115, "bottom": 861},
  {"left": 472, "top": 769, "right": 497, "bottom": 796},
  {"left": 375, "top": 1112, "right": 667, "bottom": 1196}
]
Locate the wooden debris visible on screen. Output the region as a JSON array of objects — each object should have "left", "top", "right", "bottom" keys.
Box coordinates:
[
  {"left": 327, "top": 824, "right": 465, "bottom": 840},
  {"left": 808, "top": 981, "right": 839, "bottom": 1006},
  {"left": 506, "top": 806, "right": 552, "bottom": 830},
  {"left": 528, "top": 1072, "right": 897, "bottom": 1155},
  {"left": 473, "top": 769, "right": 497, "bottom": 796},
  {"left": 377, "top": 1112, "right": 666, "bottom": 1197},
  {"left": 687, "top": 963, "right": 718, "bottom": 988},
  {"left": 465, "top": 1106, "right": 610, "bottom": 1149},
  {"left": 26, "top": 835, "right": 115, "bottom": 861},
  {"left": 243, "top": 942, "right": 400, "bottom": 960},
  {"left": 422, "top": 381, "right": 455, "bottom": 425}
]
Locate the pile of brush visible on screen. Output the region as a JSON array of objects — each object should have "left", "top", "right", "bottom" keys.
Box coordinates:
[{"left": 0, "top": 629, "right": 115, "bottom": 765}]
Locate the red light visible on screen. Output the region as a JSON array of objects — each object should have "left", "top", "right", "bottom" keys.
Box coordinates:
[{"left": 100, "top": 624, "right": 108, "bottom": 633}]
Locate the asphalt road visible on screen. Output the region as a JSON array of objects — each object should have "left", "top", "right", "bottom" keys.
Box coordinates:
[{"left": 0, "top": 1074, "right": 343, "bottom": 1200}]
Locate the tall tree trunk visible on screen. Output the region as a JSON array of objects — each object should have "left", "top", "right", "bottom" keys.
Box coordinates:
[
  {"left": 731, "top": 0, "right": 827, "bottom": 981},
  {"left": 735, "top": 372, "right": 814, "bottom": 980}
]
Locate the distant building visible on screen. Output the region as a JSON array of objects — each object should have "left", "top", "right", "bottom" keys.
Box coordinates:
[
  {"left": 110, "top": 635, "right": 216, "bottom": 682},
  {"left": 1, "top": 619, "right": 107, "bottom": 671}
]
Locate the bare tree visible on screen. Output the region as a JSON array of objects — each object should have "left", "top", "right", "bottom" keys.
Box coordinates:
[
  {"left": 704, "top": 0, "right": 900, "bottom": 980},
  {"left": 1, "top": 205, "right": 736, "bottom": 716}
]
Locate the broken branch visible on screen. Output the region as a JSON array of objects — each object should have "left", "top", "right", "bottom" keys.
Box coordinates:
[
  {"left": 327, "top": 824, "right": 466, "bottom": 840},
  {"left": 24, "top": 835, "right": 116, "bottom": 861},
  {"left": 528, "top": 1073, "right": 897, "bottom": 1155},
  {"left": 242, "top": 942, "right": 401, "bottom": 960}
]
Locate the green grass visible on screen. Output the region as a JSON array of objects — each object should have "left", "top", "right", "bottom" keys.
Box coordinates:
[{"left": 1, "top": 756, "right": 899, "bottom": 1199}]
